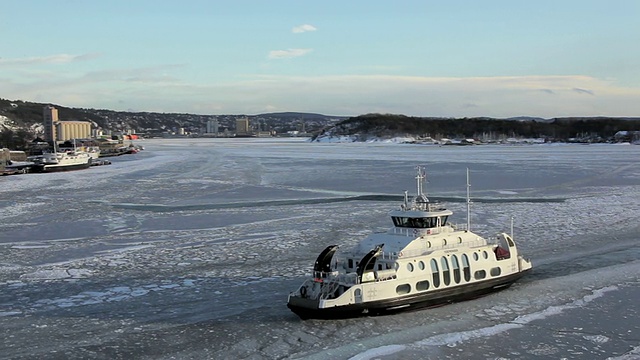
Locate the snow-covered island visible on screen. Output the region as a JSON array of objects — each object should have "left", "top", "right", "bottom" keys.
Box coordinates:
[{"left": 309, "top": 113, "right": 640, "bottom": 144}]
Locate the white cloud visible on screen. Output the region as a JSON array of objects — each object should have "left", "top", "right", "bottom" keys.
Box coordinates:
[
  {"left": 572, "top": 87, "right": 595, "bottom": 95},
  {"left": 292, "top": 24, "right": 317, "bottom": 33},
  {"left": 3, "top": 69, "right": 640, "bottom": 117},
  {"left": 205, "top": 74, "right": 640, "bottom": 117},
  {"left": 267, "top": 48, "right": 313, "bottom": 60},
  {"left": 80, "top": 64, "right": 186, "bottom": 83},
  {"left": 0, "top": 53, "right": 101, "bottom": 66}
]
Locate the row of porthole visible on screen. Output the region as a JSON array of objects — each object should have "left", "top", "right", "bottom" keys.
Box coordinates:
[
  {"left": 473, "top": 251, "right": 490, "bottom": 261},
  {"left": 406, "top": 252, "right": 488, "bottom": 274},
  {"left": 396, "top": 259, "right": 502, "bottom": 295},
  {"left": 395, "top": 266, "right": 502, "bottom": 295},
  {"left": 400, "top": 251, "right": 495, "bottom": 292},
  {"left": 425, "top": 236, "right": 465, "bottom": 248}
]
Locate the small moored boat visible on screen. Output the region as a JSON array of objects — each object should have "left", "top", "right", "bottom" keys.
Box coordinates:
[
  {"left": 30, "top": 150, "right": 92, "bottom": 172},
  {"left": 287, "top": 166, "right": 532, "bottom": 319}
]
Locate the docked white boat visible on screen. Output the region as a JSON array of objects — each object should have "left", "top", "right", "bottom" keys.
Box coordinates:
[
  {"left": 84, "top": 146, "right": 101, "bottom": 160},
  {"left": 31, "top": 150, "right": 92, "bottom": 172},
  {"left": 287, "top": 166, "right": 532, "bottom": 319}
]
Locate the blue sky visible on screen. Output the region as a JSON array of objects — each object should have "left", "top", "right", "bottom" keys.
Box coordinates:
[{"left": 1, "top": 0, "right": 639, "bottom": 117}]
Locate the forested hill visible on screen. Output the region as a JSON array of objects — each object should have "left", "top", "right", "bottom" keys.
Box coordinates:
[{"left": 313, "top": 113, "right": 640, "bottom": 142}]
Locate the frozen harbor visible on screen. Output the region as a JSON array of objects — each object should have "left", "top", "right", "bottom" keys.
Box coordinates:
[{"left": 1, "top": 138, "right": 639, "bottom": 359}]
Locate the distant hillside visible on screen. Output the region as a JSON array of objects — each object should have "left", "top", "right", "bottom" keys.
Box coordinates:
[
  {"left": 257, "top": 111, "right": 345, "bottom": 120},
  {"left": 312, "top": 113, "right": 640, "bottom": 142},
  {"left": 0, "top": 99, "right": 343, "bottom": 131},
  {"left": 3, "top": 98, "right": 639, "bottom": 148},
  {"left": 0, "top": 99, "right": 105, "bottom": 128},
  {"left": 0, "top": 98, "right": 345, "bottom": 148},
  {"left": 505, "top": 116, "right": 550, "bottom": 122}
]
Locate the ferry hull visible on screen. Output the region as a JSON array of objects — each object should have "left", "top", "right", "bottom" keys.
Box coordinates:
[
  {"left": 33, "top": 162, "right": 91, "bottom": 173},
  {"left": 288, "top": 270, "right": 530, "bottom": 320}
]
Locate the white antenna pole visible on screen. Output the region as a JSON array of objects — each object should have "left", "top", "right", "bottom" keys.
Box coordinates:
[
  {"left": 415, "top": 166, "right": 423, "bottom": 196},
  {"left": 466, "top": 168, "right": 471, "bottom": 231},
  {"left": 403, "top": 190, "right": 409, "bottom": 209},
  {"left": 510, "top": 216, "right": 514, "bottom": 239}
]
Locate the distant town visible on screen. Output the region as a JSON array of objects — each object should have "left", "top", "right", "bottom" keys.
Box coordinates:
[
  {"left": 1, "top": 99, "right": 640, "bottom": 175},
  {"left": 0, "top": 100, "right": 344, "bottom": 175},
  {"left": 0, "top": 98, "right": 346, "bottom": 150}
]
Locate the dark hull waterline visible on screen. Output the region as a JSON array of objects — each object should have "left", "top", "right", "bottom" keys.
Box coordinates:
[
  {"left": 33, "top": 163, "right": 91, "bottom": 173},
  {"left": 287, "top": 270, "right": 530, "bottom": 320}
]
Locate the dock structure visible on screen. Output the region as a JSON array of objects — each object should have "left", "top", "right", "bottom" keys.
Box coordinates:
[{"left": 1, "top": 148, "right": 33, "bottom": 175}]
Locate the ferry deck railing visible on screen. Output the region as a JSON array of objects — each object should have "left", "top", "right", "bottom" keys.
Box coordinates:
[{"left": 389, "top": 223, "right": 469, "bottom": 237}]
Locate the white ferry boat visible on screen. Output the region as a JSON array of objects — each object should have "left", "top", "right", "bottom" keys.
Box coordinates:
[
  {"left": 31, "top": 150, "right": 92, "bottom": 172},
  {"left": 287, "top": 166, "right": 532, "bottom": 319}
]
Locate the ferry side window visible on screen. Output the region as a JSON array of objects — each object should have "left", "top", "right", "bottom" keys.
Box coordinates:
[
  {"left": 462, "top": 254, "right": 471, "bottom": 282},
  {"left": 430, "top": 259, "right": 440, "bottom": 288},
  {"left": 451, "top": 255, "right": 461, "bottom": 284},
  {"left": 441, "top": 257, "right": 451, "bottom": 286},
  {"left": 441, "top": 216, "right": 448, "bottom": 226}
]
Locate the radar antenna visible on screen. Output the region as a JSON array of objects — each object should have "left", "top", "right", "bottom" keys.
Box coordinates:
[{"left": 414, "top": 166, "right": 429, "bottom": 210}]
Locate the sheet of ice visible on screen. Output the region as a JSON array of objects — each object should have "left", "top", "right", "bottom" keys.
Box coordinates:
[
  {"left": 607, "top": 346, "right": 640, "bottom": 360},
  {"left": 303, "top": 259, "right": 640, "bottom": 360},
  {"left": 416, "top": 286, "right": 618, "bottom": 347},
  {"left": 1, "top": 139, "right": 640, "bottom": 359},
  {"left": 348, "top": 345, "right": 408, "bottom": 360}
]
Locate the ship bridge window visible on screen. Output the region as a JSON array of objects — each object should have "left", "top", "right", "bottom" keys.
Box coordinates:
[{"left": 392, "top": 217, "right": 441, "bottom": 228}]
